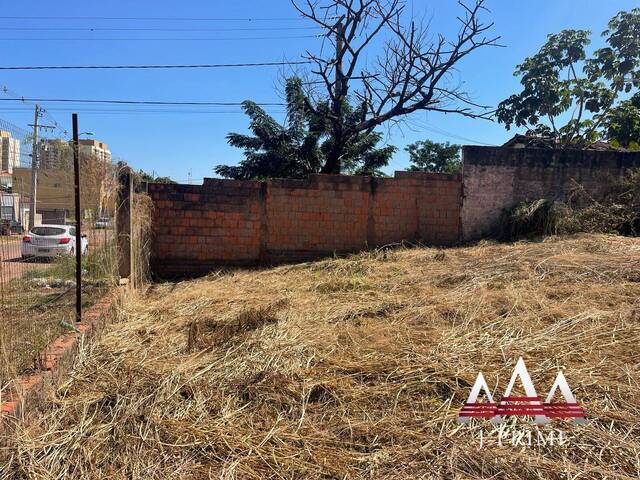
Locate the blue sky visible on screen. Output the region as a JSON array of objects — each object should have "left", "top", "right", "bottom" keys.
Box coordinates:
[{"left": 0, "top": 0, "right": 636, "bottom": 182}]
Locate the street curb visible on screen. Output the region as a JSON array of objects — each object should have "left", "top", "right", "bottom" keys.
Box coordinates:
[{"left": 0, "top": 289, "right": 122, "bottom": 430}]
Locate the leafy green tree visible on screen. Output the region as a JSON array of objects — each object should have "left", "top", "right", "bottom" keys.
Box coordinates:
[
  {"left": 587, "top": 9, "right": 640, "bottom": 93},
  {"left": 216, "top": 78, "right": 396, "bottom": 179},
  {"left": 136, "top": 170, "right": 175, "bottom": 184},
  {"left": 341, "top": 132, "right": 396, "bottom": 177},
  {"left": 216, "top": 79, "right": 322, "bottom": 180},
  {"left": 313, "top": 97, "right": 396, "bottom": 177},
  {"left": 497, "top": 8, "right": 640, "bottom": 146},
  {"left": 496, "top": 30, "right": 614, "bottom": 145},
  {"left": 602, "top": 93, "right": 640, "bottom": 150},
  {"left": 405, "top": 140, "right": 461, "bottom": 173}
]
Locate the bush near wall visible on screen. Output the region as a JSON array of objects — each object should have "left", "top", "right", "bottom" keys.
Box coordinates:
[{"left": 497, "top": 169, "right": 640, "bottom": 240}]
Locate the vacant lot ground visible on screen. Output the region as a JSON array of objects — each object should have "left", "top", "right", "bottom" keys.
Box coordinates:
[{"left": 2, "top": 234, "right": 639, "bottom": 479}]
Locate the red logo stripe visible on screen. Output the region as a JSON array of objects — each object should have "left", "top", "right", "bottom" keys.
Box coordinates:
[
  {"left": 544, "top": 413, "right": 585, "bottom": 418},
  {"left": 496, "top": 409, "right": 546, "bottom": 415},
  {"left": 543, "top": 406, "right": 583, "bottom": 410},
  {"left": 498, "top": 405, "right": 544, "bottom": 409}
]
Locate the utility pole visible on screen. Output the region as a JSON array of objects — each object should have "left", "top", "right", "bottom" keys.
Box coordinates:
[
  {"left": 28, "top": 105, "right": 40, "bottom": 229},
  {"left": 27, "top": 105, "right": 56, "bottom": 229}
]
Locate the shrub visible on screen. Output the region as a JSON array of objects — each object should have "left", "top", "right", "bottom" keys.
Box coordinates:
[
  {"left": 497, "top": 199, "right": 567, "bottom": 241},
  {"left": 497, "top": 169, "right": 640, "bottom": 241}
]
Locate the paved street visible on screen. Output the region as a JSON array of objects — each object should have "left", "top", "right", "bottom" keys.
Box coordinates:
[{"left": 0, "top": 237, "right": 39, "bottom": 284}]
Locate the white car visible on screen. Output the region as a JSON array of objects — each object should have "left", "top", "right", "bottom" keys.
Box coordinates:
[{"left": 21, "top": 224, "right": 89, "bottom": 259}]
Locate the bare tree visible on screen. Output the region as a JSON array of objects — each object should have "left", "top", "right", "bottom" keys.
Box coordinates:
[{"left": 292, "top": 0, "right": 500, "bottom": 173}]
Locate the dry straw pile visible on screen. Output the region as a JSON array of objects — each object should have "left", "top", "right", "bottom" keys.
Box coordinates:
[{"left": 2, "top": 234, "right": 640, "bottom": 479}]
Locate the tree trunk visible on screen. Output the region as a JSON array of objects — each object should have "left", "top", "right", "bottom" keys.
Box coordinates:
[
  {"left": 322, "top": 134, "right": 343, "bottom": 174},
  {"left": 321, "top": 19, "right": 346, "bottom": 176}
]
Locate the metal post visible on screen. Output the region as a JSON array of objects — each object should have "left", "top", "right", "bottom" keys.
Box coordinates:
[
  {"left": 72, "top": 113, "right": 82, "bottom": 323},
  {"left": 28, "top": 105, "right": 39, "bottom": 229}
]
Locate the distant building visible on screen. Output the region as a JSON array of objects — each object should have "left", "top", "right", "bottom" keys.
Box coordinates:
[
  {"left": 37, "top": 138, "right": 72, "bottom": 169},
  {"left": 0, "top": 192, "right": 21, "bottom": 224},
  {"left": 37, "top": 138, "right": 112, "bottom": 169},
  {"left": 0, "top": 171, "right": 12, "bottom": 191},
  {"left": 13, "top": 162, "right": 115, "bottom": 225},
  {"left": 0, "top": 130, "right": 20, "bottom": 173},
  {"left": 13, "top": 167, "right": 74, "bottom": 224},
  {"left": 78, "top": 139, "right": 111, "bottom": 163},
  {"left": 9, "top": 137, "right": 114, "bottom": 224}
]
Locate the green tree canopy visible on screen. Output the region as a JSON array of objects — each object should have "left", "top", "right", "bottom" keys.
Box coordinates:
[
  {"left": 587, "top": 8, "right": 640, "bottom": 93},
  {"left": 602, "top": 93, "right": 640, "bottom": 150},
  {"left": 136, "top": 170, "right": 175, "bottom": 184},
  {"left": 216, "top": 78, "right": 396, "bottom": 180},
  {"left": 405, "top": 140, "right": 461, "bottom": 173},
  {"left": 496, "top": 8, "right": 640, "bottom": 147}
]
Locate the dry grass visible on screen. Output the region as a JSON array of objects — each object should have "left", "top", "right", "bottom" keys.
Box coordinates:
[
  {"left": 0, "top": 233, "right": 117, "bottom": 391},
  {"left": 0, "top": 188, "right": 151, "bottom": 394},
  {"left": 2, "top": 234, "right": 640, "bottom": 479},
  {"left": 0, "top": 284, "right": 67, "bottom": 390},
  {"left": 131, "top": 192, "right": 154, "bottom": 289}
]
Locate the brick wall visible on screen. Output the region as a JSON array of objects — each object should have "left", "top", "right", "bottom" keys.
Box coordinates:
[
  {"left": 150, "top": 179, "right": 263, "bottom": 275},
  {"left": 148, "top": 146, "right": 640, "bottom": 275},
  {"left": 148, "top": 172, "right": 462, "bottom": 276},
  {"left": 461, "top": 146, "right": 640, "bottom": 241}
]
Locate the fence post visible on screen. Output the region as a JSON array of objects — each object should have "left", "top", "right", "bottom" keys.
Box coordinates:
[
  {"left": 117, "top": 167, "right": 133, "bottom": 283},
  {"left": 72, "top": 113, "right": 82, "bottom": 322}
]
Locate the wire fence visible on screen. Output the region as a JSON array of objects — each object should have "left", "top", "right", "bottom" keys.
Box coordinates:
[{"left": 0, "top": 113, "right": 123, "bottom": 391}]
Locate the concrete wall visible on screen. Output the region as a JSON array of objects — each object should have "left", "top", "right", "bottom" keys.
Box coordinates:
[
  {"left": 148, "top": 172, "right": 462, "bottom": 276},
  {"left": 461, "top": 146, "right": 640, "bottom": 240}
]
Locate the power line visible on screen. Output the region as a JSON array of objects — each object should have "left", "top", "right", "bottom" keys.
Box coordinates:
[
  {"left": 0, "top": 34, "right": 320, "bottom": 42},
  {"left": 1, "top": 85, "right": 68, "bottom": 136},
  {"left": 0, "top": 16, "right": 307, "bottom": 21},
  {"left": 0, "top": 108, "right": 286, "bottom": 115},
  {"left": 0, "top": 116, "right": 31, "bottom": 137},
  {"left": 0, "top": 27, "right": 320, "bottom": 32},
  {"left": 0, "top": 61, "right": 312, "bottom": 70},
  {"left": 420, "top": 122, "right": 496, "bottom": 146},
  {"left": 0, "top": 98, "right": 285, "bottom": 106}
]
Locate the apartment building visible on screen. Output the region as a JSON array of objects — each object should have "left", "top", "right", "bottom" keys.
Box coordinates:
[
  {"left": 38, "top": 138, "right": 111, "bottom": 169},
  {"left": 0, "top": 130, "right": 20, "bottom": 173},
  {"left": 37, "top": 138, "right": 72, "bottom": 169},
  {"left": 79, "top": 139, "right": 111, "bottom": 164}
]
